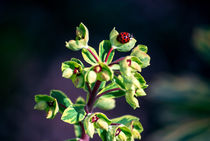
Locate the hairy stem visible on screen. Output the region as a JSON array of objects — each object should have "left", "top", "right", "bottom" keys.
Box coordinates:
[
  {"left": 96, "top": 88, "right": 121, "bottom": 99},
  {"left": 87, "top": 48, "right": 100, "bottom": 62},
  {"left": 105, "top": 47, "right": 114, "bottom": 63}
]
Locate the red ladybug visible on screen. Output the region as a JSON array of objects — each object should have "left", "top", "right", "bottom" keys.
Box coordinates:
[{"left": 117, "top": 32, "right": 132, "bottom": 44}]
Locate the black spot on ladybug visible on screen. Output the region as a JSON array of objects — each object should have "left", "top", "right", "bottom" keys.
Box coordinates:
[{"left": 117, "top": 32, "right": 132, "bottom": 44}]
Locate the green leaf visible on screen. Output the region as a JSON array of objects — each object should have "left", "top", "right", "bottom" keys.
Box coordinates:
[
  {"left": 98, "top": 82, "right": 126, "bottom": 98},
  {"left": 61, "top": 60, "right": 83, "bottom": 79},
  {"left": 109, "top": 28, "right": 137, "bottom": 52},
  {"left": 34, "top": 95, "right": 59, "bottom": 119},
  {"left": 136, "top": 44, "right": 148, "bottom": 53},
  {"left": 74, "top": 123, "right": 82, "bottom": 138},
  {"left": 97, "top": 128, "right": 107, "bottom": 141},
  {"left": 131, "top": 44, "right": 150, "bottom": 68},
  {"left": 118, "top": 125, "right": 132, "bottom": 138},
  {"left": 84, "top": 114, "right": 95, "bottom": 138},
  {"left": 76, "top": 22, "right": 89, "bottom": 42},
  {"left": 134, "top": 72, "right": 148, "bottom": 89},
  {"left": 50, "top": 90, "right": 72, "bottom": 113},
  {"left": 125, "top": 90, "right": 140, "bottom": 109},
  {"left": 94, "top": 112, "right": 112, "bottom": 124},
  {"left": 75, "top": 96, "right": 86, "bottom": 105},
  {"left": 132, "top": 120, "right": 143, "bottom": 134},
  {"left": 106, "top": 126, "right": 116, "bottom": 141},
  {"left": 61, "top": 104, "right": 86, "bottom": 124},
  {"left": 65, "top": 138, "right": 80, "bottom": 141},
  {"left": 71, "top": 58, "right": 84, "bottom": 68},
  {"left": 72, "top": 74, "right": 85, "bottom": 88},
  {"left": 99, "top": 40, "right": 115, "bottom": 64},
  {"left": 113, "top": 75, "right": 125, "bottom": 89},
  {"left": 82, "top": 46, "right": 100, "bottom": 65},
  {"left": 95, "top": 98, "right": 116, "bottom": 110},
  {"left": 111, "top": 115, "right": 139, "bottom": 125}
]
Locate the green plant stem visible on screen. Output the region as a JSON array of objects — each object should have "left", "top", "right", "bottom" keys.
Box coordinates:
[
  {"left": 87, "top": 48, "right": 100, "bottom": 62},
  {"left": 96, "top": 88, "right": 121, "bottom": 99},
  {"left": 105, "top": 47, "right": 114, "bottom": 63}
]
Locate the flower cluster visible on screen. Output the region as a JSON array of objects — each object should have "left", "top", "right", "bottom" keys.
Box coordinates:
[{"left": 34, "top": 23, "right": 150, "bottom": 141}]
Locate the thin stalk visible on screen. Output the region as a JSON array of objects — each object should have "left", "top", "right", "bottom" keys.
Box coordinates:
[
  {"left": 105, "top": 47, "right": 114, "bottom": 63},
  {"left": 87, "top": 48, "right": 100, "bottom": 62},
  {"left": 108, "top": 57, "right": 125, "bottom": 66},
  {"left": 96, "top": 88, "right": 121, "bottom": 99},
  {"left": 79, "top": 122, "right": 90, "bottom": 141},
  {"left": 87, "top": 80, "right": 101, "bottom": 112}
]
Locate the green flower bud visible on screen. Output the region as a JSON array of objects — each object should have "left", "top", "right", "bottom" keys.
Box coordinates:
[
  {"left": 136, "top": 88, "right": 146, "bottom": 96},
  {"left": 88, "top": 122, "right": 95, "bottom": 138},
  {"left": 118, "top": 131, "right": 127, "bottom": 141},
  {"left": 62, "top": 68, "right": 73, "bottom": 78},
  {"left": 95, "top": 118, "right": 109, "bottom": 131},
  {"left": 132, "top": 128, "right": 141, "bottom": 139},
  {"left": 99, "top": 70, "right": 110, "bottom": 81},
  {"left": 34, "top": 101, "right": 47, "bottom": 110},
  {"left": 131, "top": 61, "right": 141, "bottom": 72},
  {"left": 88, "top": 70, "right": 97, "bottom": 83},
  {"left": 46, "top": 108, "right": 53, "bottom": 119}
]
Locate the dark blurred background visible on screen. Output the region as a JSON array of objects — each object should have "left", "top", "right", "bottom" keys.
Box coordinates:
[{"left": 1, "top": 0, "right": 210, "bottom": 141}]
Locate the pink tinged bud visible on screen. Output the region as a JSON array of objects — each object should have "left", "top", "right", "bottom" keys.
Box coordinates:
[{"left": 94, "top": 65, "right": 102, "bottom": 73}]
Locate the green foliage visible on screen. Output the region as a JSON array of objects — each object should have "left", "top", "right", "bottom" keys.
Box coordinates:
[
  {"left": 34, "top": 23, "right": 150, "bottom": 140},
  {"left": 61, "top": 104, "right": 86, "bottom": 124}
]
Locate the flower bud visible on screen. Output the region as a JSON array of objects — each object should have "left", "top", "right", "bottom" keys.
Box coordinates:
[
  {"left": 95, "top": 118, "right": 109, "bottom": 131},
  {"left": 100, "top": 71, "right": 110, "bottom": 81},
  {"left": 118, "top": 131, "right": 127, "bottom": 141},
  {"left": 62, "top": 68, "right": 73, "bottom": 78},
  {"left": 94, "top": 65, "right": 102, "bottom": 73},
  {"left": 132, "top": 128, "right": 141, "bottom": 139},
  {"left": 88, "top": 71, "right": 97, "bottom": 83},
  {"left": 34, "top": 101, "right": 47, "bottom": 110},
  {"left": 46, "top": 108, "right": 53, "bottom": 119},
  {"left": 131, "top": 61, "right": 141, "bottom": 72},
  {"left": 115, "top": 128, "right": 127, "bottom": 141},
  {"left": 136, "top": 88, "right": 146, "bottom": 96}
]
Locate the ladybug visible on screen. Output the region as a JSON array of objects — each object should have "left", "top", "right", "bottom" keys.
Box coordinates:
[{"left": 117, "top": 32, "right": 132, "bottom": 44}]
